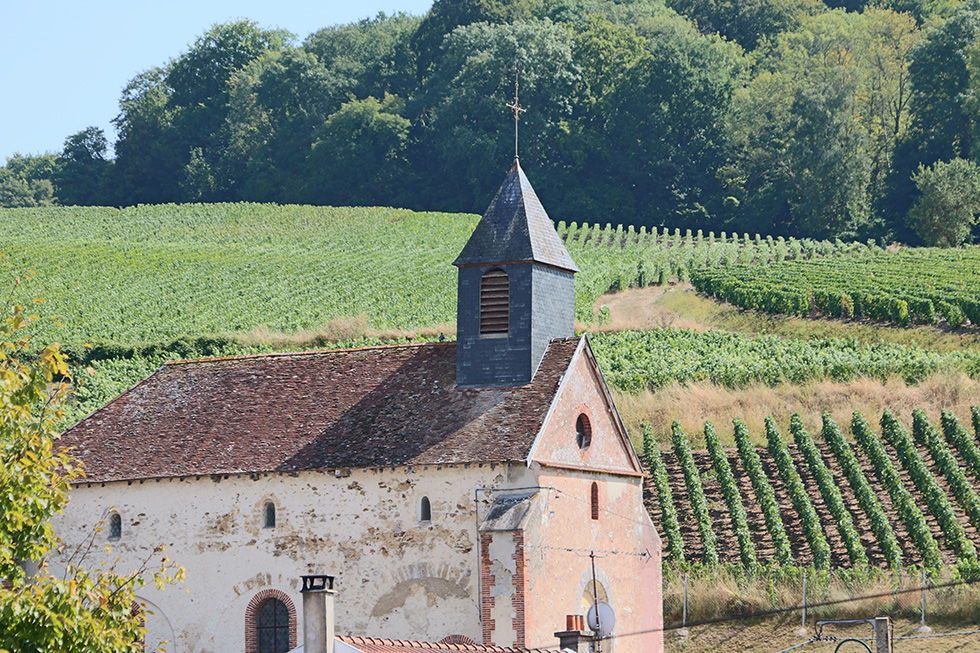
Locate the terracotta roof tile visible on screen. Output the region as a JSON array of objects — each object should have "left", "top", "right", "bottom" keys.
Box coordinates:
[
  {"left": 60, "top": 339, "right": 580, "bottom": 483},
  {"left": 337, "top": 635, "right": 559, "bottom": 652}
]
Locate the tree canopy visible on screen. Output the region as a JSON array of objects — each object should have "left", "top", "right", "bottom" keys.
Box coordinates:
[
  {"left": 0, "top": 289, "right": 183, "bottom": 651},
  {"left": 5, "top": 0, "right": 980, "bottom": 244}
]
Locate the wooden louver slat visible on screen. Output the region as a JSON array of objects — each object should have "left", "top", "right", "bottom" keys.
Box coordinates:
[{"left": 480, "top": 269, "right": 509, "bottom": 334}]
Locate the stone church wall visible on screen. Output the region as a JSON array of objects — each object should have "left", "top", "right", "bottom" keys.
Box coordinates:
[{"left": 53, "top": 462, "right": 535, "bottom": 652}]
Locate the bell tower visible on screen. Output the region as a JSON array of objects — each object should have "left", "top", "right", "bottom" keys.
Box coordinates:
[{"left": 453, "top": 159, "right": 578, "bottom": 388}]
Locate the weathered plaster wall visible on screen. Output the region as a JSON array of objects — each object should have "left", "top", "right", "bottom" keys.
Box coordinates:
[
  {"left": 521, "top": 471, "right": 663, "bottom": 653},
  {"left": 529, "top": 340, "right": 641, "bottom": 476},
  {"left": 524, "top": 343, "right": 663, "bottom": 653},
  {"left": 52, "top": 463, "right": 535, "bottom": 653}
]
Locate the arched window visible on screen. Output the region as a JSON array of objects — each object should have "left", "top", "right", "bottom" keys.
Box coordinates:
[
  {"left": 263, "top": 502, "right": 276, "bottom": 529},
  {"left": 255, "top": 598, "right": 291, "bottom": 653},
  {"left": 590, "top": 482, "right": 599, "bottom": 521},
  {"left": 419, "top": 496, "right": 432, "bottom": 523},
  {"left": 480, "top": 268, "right": 509, "bottom": 334},
  {"left": 576, "top": 414, "right": 592, "bottom": 449},
  {"left": 245, "top": 590, "right": 297, "bottom": 653},
  {"left": 108, "top": 512, "right": 122, "bottom": 540}
]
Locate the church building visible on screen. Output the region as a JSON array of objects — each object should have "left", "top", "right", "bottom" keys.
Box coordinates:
[{"left": 53, "top": 160, "right": 664, "bottom": 653}]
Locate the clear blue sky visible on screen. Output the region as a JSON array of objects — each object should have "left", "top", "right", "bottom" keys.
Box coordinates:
[{"left": 0, "top": 1, "right": 434, "bottom": 162}]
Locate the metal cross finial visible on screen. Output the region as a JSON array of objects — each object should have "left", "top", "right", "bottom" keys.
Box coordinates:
[{"left": 505, "top": 60, "right": 525, "bottom": 162}]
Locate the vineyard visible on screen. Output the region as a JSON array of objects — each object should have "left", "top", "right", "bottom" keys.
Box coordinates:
[
  {"left": 691, "top": 248, "right": 980, "bottom": 327},
  {"left": 644, "top": 409, "right": 980, "bottom": 569},
  {"left": 0, "top": 204, "right": 858, "bottom": 350},
  {"left": 589, "top": 328, "right": 980, "bottom": 393}
]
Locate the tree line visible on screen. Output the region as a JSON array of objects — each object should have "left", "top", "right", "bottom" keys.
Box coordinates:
[{"left": 5, "top": 0, "right": 980, "bottom": 245}]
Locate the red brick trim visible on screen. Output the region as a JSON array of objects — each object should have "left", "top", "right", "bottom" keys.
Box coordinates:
[
  {"left": 244, "top": 588, "right": 298, "bottom": 653},
  {"left": 512, "top": 532, "right": 527, "bottom": 648},
  {"left": 480, "top": 533, "right": 495, "bottom": 645}
]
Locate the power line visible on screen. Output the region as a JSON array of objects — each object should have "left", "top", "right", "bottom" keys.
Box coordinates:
[
  {"left": 550, "top": 486, "right": 657, "bottom": 530},
  {"left": 522, "top": 543, "right": 649, "bottom": 558}
]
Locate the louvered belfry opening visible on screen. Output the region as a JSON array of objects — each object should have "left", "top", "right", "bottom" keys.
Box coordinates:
[{"left": 480, "top": 268, "right": 509, "bottom": 334}]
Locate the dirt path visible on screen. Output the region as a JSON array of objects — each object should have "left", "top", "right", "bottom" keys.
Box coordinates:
[{"left": 590, "top": 284, "right": 707, "bottom": 332}]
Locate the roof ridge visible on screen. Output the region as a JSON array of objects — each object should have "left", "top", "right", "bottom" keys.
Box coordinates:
[{"left": 164, "top": 340, "right": 454, "bottom": 366}]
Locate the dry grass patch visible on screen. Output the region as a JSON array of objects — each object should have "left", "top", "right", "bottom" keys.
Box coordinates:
[
  {"left": 615, "top": 372, "right": 980, "bottom": 448},
  {"left": 590, "top": 285, "right": 706, "bottom": 332},
  {"left": 235, "top": 315, "right": 455, "bottom": 349},
  {"left": 663, "top": 565, "right": 980, "bottom": 630}
]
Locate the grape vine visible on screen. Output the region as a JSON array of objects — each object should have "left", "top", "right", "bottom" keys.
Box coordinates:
[
  {"left": 790, "top": 414, "right": 867, "bottom": 567},
  {"left": 704, "top": 421, "right": 757, "bottom": 569},
  {"left": 853, "top": 412, "right": 941, "bottom": 567},
  {"left": 672, "top": 420, "right": 719, "bottom": 565},
  {"left": 642, "top": 422, "right": 685, "bottom": 563},
  {"left": 820, "top": 413, "right": 902, "bottom": 569},
  {"left": 766, "top": 417, "right": 831, "bottom": 568},
  {"left": 733, "top": 419, "right": 793, "bottom": 565}
]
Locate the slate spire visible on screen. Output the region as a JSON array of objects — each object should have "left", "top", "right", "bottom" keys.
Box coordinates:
[
  {"left": 454, "top": 161, "right": 578, "bottom": 388},
  {"left": 454, "top": 159, "right": 579, "bottom": 273}
]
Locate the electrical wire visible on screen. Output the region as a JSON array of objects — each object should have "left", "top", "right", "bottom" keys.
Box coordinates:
[
  {"left": 774, "top": 639, "right": 818, "bottom": 653},
  {"left": 895, "top": 628, "right": 980, "bottom": 640},
  {"left": 521, "top": 543, "right": 649, "bottom": 557}
]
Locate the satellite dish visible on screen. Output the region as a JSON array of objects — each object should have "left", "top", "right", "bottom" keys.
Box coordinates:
[{"left": 587, "top": 602, "right": 616, "bottom": 638}]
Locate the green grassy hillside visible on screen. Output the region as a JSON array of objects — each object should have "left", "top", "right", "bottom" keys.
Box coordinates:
[
  {"left": 1, "top": 203, "right": 855, "bottom": 350},
  {"left": 1, "top": 204, "right": 474, "bottom": 347}
]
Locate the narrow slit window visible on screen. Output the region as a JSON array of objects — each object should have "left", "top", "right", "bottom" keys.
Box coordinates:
[
  {"left": 108, "top": 512, "right": 122, "bottom": 539},
  {"left": 590, "top": 482, "right": 599, "bottom": 521},
  {"left": 576, "top": 414, "right": 592, "bottom": 449},
  {"left": 263, "top": 502, "right": 276, "bottom": 529},
  {"left": 480, "top": 268, "right": 509, "bottom": 334},
  {"left": 419, "top": 496, "right": 432, "bottom": 523}
]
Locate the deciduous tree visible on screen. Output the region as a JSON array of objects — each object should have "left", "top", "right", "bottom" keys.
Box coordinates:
[
  {"left": 0, "top": 290, "right": 183, "bottom": 651},
  {"left": 907, "top": 157, "right": 980, "bottom": 246}
]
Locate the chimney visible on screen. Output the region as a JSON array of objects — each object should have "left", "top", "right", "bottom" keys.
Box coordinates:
[
  {"left": 301, "top": 575, "right": 336, "bottom": 653},
  {"left": 554, "top": 614, "right": 594, "bottom": 652}
]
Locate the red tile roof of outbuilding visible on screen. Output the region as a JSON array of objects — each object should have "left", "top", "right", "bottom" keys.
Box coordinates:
[
  {"left": 60, "top": 339, "right": 580, "bottom": 483},
  {"left": 337, "top": 635, "right": 558, "bottom": 652}
]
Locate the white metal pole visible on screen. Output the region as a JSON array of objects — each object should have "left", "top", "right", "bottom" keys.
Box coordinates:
[
  {"left": 801, "top": 573, "right": 807, "bottom": 631},
  {"left": 683, "top": 572, "right": 688, "bottom": 627}
]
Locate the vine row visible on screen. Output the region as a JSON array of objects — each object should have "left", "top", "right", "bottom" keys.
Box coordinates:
[
  {"left": 911, "top": 410, "right": 980, "bottom": 534},
  {"left": 820, "top": 413, "right": 902, "bottom": 569},
  {"left": 642, "top": 422, "right": 685, "bottom": 563},
  {"left": 881, "top": 410, "right": 976, "bottom": 561},
  {"left": 672, "top": 421, "right": 719, "bottom": 564},
  {"left": 704, "top": 421, "right": 757, "bottom": 569},
  {"left": 733, "top": 419, "right": 793, "bottom": 565},
  {"left": 942, "top": 409, "right": 980, "bottom": 482},
  {"left": 790, "top": 415, "right": 867, "bottom": 567},
  {"left": 765, "top": 417, "right": 831, "bottom": 568}
]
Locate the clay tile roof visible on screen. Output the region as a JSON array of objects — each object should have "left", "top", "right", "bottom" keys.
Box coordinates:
[
  {"left": 60, "top": 338, "right": 580, "bottom": 483},
  {"left": 337, "top": 635, "right": 559, "bottom": 652},
  {"left": 453, "top": 161, "right": 579, "bottom": 273}
]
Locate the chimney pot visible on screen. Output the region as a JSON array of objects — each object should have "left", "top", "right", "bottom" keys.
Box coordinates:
[
  {"left": 300, "top": 575, "right": 336, "bottom": 653},
  {"left": 555, "top": 614, "right": 592, "bottom": 652}
]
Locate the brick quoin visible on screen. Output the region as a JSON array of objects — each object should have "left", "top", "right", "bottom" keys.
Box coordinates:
[
  {"left": 512, "top": 531, "right": 527, "bottom": 649},
  {"left": 244, "top": 588, "right": 297, "bottom": 653},
  {"left": 480, "top": 533, "right": 496, "bottom": 646}
]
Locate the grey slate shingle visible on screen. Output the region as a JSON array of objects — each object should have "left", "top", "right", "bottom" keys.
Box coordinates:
[{"left": 453, "top": 161, "right": 579, "bottom": 273}]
